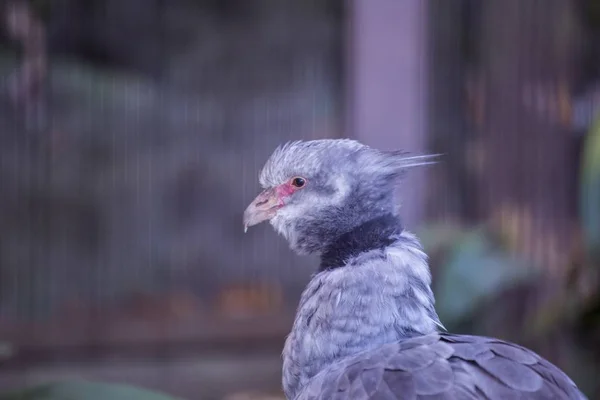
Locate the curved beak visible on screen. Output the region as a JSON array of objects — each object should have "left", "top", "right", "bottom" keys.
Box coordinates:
[{"left": 243, "top": 187, "right": 281, "bottom": 232}]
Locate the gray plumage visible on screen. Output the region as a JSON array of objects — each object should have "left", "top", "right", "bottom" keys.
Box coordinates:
[
  {"left": 243, "top": 139, "right": 587, "bottom": 400},
  {"left": 298, "top": 333, "right": 585, "bottom": 399}
]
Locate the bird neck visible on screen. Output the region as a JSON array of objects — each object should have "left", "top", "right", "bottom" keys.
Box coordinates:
[
  {"left": 318, "top": 213, "right": 442, "bottom": 335},
  {"left": 282, "top": 218, "right": 443, "bottom": 398},
  {"left": 319, "top": 213, "right": 403, "bottom": 271}
]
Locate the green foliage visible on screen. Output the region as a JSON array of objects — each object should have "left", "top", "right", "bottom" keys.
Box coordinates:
[
  {"left": 419, "top": 224, "right": 537, "bottom": 326},
  {"left": 0, "top": 381, "right": 181, "bottom": 400},
  {"left": 0, "top": 342, "right": 15, "bottom": 360},
  {"left": 580, "top": 116, "right": 600, "bottom": 262}
]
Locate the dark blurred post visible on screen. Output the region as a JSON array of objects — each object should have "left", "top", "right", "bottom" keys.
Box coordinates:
[
  {"left": 427, "top": 0, "right": 473, "bottom": 224},
  {"left": 346, "top": 0, "right": 429, "bottom": 228},
  {"left": 476, "top": 0, "right": 581, "bottom": 274}
]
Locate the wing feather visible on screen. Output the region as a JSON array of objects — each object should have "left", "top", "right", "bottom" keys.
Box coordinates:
[{"left": 295, "top": 333, "right": 587, "bottom": 400}]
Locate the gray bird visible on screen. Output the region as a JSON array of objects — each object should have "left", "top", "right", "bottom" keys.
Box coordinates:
[{"left": 243, "top": 139, "right": 587, "bottom": 400}]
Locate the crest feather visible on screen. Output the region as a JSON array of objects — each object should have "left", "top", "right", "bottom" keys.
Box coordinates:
[{"left": 258, "top": 139, "right": 440, "bottom": 187}]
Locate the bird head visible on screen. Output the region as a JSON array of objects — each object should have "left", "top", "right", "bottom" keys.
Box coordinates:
[{"left": 243, "top": 139, "right": 437, "bottom": 254}]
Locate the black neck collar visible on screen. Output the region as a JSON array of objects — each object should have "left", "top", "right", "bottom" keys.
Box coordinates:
[{"left": 319, "top": 214, "right": 403, "bottom": 272}]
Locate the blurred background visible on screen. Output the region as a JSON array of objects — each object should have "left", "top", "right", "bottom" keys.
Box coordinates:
[{"left": 0, "top": 0, "right": 599, "bottom": 399}]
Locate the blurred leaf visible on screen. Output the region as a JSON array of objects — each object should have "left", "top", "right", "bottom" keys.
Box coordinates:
[
  {"left": 580, "top": 115, "right": 600, "bottom": 262},
  {"left": 0, "top": 381, "right": 181, "bottom": 400},
  {"left": 433, "top": 227, "right": 538, "bottom": 325},
  {"left": 418, "top": 223, "right": 470, "bottom": 280},
  {"left": 0, "top": 341, "right": 15, "bottom": 361},
  {"left": 417, "top": 223, "right": 468, "bottom": 255}
]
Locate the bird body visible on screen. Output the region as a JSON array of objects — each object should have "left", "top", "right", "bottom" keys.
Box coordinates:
[
  {"left": 243, "top": 139, "right": 587, "bottom": 399},
  {"left": 297, "top": 332, "right": 584, "bottom": 399}
]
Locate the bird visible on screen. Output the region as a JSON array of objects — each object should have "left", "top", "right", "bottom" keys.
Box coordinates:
[{"left": 243, "top": 139, "right": 587, "bottom": 400}]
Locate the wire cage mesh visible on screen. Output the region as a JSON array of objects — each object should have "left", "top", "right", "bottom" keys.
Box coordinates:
[{"left": 0, "top": 2, "right": 344, "bottom": 396}]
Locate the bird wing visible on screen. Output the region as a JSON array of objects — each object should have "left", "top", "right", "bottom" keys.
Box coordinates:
[{"left": 295, "top": 333, "right": 587, "bottom": 400}]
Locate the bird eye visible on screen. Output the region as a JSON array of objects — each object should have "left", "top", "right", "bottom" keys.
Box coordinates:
[{"left": 291, "top": 177, "right": 306, "bottom": 188}]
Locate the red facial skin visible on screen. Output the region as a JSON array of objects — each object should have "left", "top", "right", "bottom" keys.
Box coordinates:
[
  {"left": 243, "top": 177, "right": 307, "bottom": 230},
  {"left": 275, "top": 180, "right": 299, "bottom": 204}
]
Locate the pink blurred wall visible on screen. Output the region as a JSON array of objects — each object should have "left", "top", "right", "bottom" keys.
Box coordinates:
[{"left": 346, "top": 0, "right": 429, "bottom": 228}]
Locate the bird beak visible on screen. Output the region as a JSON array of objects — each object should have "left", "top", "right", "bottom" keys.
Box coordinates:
[{"left": 243, "top": 187, "right": 281, "bottom": 233}]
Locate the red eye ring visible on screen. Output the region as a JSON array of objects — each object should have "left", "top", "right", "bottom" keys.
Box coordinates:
[{"left": 291, "top": 176, "right": 307, "bottom": 188}]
